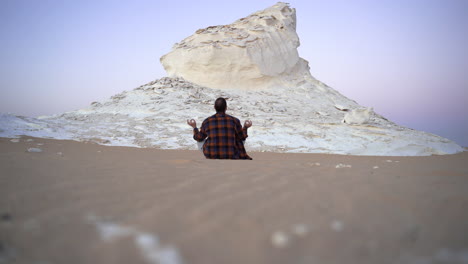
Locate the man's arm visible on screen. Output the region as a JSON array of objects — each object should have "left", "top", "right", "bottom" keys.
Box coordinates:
[
  {"left": 187, "top": 119, "right": 207, "bottom": 142},
  {"left": 237, "top": 120, "right": 252, "bottom": 141},
  {"left": 242, "top": 120, "right": 252, "bottom": 139}
]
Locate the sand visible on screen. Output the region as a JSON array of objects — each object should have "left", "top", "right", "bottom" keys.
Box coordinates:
[{"left": 1, "top": 136, "right": 468, "bottom": 264}]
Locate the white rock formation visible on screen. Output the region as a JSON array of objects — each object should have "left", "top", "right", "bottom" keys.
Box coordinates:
[
  {"left": 343, "top": 108, "right": 373, "bottom": 125},
  {"left": 0, "top": 3, "right": 464, "bottom": 156},
  {"left": 161, "top": 2, "right": 311, "bottom": 90}
]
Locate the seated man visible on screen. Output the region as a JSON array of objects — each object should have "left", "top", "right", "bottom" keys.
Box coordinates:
[{"left": 187, "top": 97, "right": 252, "bottom": 160}]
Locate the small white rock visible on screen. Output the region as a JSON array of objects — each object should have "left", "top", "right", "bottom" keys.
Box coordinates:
[
  {"left": 385, "top": 160, "right": 392, "bottom": 163},
  {"left": 10, "top": 139, "right": 20, "bottom": 143},
  {"left": 373, "top": 166, "right": 379, "bottom": 169},
  {"left": 335, "top": 163, "right": 352, "bottom": 169},
  {"left": 37, "top": 143, "right": 44, "bottom": 146},
  {"left": 331, "top": 220, "right": 344, "bottom": 232},
  {"left": 26, "top": 139, "right": 34, "bottom": 142},
  {"left": 57, "top": 152, "right": 63, "bottom": 156},
  {"left": 291, "top": 224, "right": 309, "bottom": 237},
  {"left": 271, "top": 231, "right": 289, "bottom": 248},
  {"left": 27, "top": 148, "right": 43, "bottom": 153}
]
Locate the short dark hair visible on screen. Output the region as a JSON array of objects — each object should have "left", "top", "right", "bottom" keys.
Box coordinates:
[{"left": 214, "top": 97, "right": 227, "bottom": 113}]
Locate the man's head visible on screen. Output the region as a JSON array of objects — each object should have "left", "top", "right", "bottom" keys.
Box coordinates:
[{"left": 214, "top": 97, "right": 227, "bottom": 113}]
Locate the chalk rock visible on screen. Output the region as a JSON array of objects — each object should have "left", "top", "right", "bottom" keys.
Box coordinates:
[
  {"left": 160, "top": 2, "right": 312, "bottom": 90},
  {"left": 335, "top": 163, "right": 352, "bottom": 169},
  {"left": 27, "top": 148, "right": 42, "bottom": 153},
  {"left": 271, "top": 231, "right": 290, "bottom": 248},
  {"left": 343, "top": 107, "right": 373, "bottom": 125}
]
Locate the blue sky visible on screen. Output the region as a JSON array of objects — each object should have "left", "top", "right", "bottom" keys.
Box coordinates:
[{"left": 1, "top": 0, "right": 467, "bottom": 146}]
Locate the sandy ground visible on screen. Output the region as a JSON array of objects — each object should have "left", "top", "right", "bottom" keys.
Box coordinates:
[{"left": 1, "top": 136, "right": 468, "bottom": 264}]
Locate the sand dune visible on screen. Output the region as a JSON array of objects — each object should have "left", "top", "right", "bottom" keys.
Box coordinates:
[{"left": 1, "top": 137, "right": 468, "bottom": 264}]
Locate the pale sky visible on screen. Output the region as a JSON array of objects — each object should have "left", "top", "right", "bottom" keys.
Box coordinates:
[{"left": 1, "top": 0, "right": 467, "bottom": 146}]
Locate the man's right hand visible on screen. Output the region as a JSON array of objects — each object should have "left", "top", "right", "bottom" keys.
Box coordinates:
[
  {"left": 244, "top": 120, "right": 252, "bottom": 129},
  {"left": 187, "top": 119, "right": 197, "bottom": 128}
]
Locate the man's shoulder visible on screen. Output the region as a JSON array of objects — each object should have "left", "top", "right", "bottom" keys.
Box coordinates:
[
  {"left": 204, "top": 114, "right": 217, "bottom": 121},
  {"left": 225, "top": 114, "right": 240, "bottom": 122},
  {"left": 201, "top": 114, "right": 217, "bottom": 125},
  {"left": 204, "top": 113, "right": 240, "bottom": 124}
]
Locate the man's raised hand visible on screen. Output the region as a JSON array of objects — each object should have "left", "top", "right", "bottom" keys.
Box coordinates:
[
  {"left": 244, "top": 120, "right": 252, "bottom": 129},
  {"left": 187, "top": 119, "right": 197, "bottom": 128}
]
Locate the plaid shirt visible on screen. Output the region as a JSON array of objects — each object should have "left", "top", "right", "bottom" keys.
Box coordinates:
[{"left": 194, "top": 113, "right": 252, "bottom": 160}]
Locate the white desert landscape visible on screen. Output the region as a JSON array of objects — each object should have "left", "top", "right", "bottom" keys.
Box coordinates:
[
  {"left": 0, "top": 3, "right": 463, "bottom": 156},
  {"left": 1, "top": 2, "right": 467, "bottom": 264}
]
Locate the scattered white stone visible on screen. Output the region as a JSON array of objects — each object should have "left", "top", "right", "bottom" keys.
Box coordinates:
[
  {"left": 9, "top": 138, "right": 20, "bottom": 143},
  {"left": 373, "top": 166, "right": 379, "bottom": 169},
  {"left": 385, "top": 160, "right": 393, "bottom": 162},
  {"left": 27, "top": 148, "right": 42, "bottom": 153},
  {"left": 57, "top": 152, "right": 63, "bottom": 156},
  {"left": 291, "top": 224, "right": 309, "bottom": 237},
  {"left": 96, "top": 221, "right": 135, "bottom": 242},
  {"left": 271, "top": 231, "right": 289, "bottom": 248},
  {"left": 335, "top": 163, "right": 352, "bottom": 169},
  {"left": 334, "top": 105, "right": 348, "bottom": 111},
  {"left": 36, "top": 143, "right": 44, "bottom": 146},
  {"left": 26, "top": 139, "right": 34, "bottom": 142},
  {"left": 87, "top": 214, "right": 184, "bottom": 264},
  {"left": 136, "top": 234, "right": 184, "bottom": 264},
  {"left": 330, "top": 220, "right": 344, "bottom": 232}
]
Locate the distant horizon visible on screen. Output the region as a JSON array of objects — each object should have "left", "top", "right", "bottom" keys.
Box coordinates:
[{"left": 1, "top": 0, "right": 467, "bottom": 146}]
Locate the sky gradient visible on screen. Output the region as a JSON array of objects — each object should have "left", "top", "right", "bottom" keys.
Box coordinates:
[{"left": 1, "top": 0, "right": 467, "bottom": 146}]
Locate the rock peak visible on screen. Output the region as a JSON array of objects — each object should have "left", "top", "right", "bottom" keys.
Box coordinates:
[{"left": 160, "top": 2, "right": 311, "bottom": 90}]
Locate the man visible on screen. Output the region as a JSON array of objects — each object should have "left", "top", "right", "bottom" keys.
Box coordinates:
[{"left": 187, "top": 97, "right": 252, "bottom": 160}]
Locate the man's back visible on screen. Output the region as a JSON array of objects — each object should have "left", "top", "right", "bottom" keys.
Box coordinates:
[{"left": 193, "top": 113, "right": 252, "bottom": 160}]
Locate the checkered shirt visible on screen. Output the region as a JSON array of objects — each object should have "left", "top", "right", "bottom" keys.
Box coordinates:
[{"left": 193, "top": 113, "right": 252, "bottom": 160}]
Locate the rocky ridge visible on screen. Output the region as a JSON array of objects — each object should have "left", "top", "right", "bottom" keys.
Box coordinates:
[{"left": 1, "top": 76, "right": 462, "bottom": 155}]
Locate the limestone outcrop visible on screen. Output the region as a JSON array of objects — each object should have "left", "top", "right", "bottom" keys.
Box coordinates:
[{"left": 160, "top": 2, "right": 312, "bottom": 90}]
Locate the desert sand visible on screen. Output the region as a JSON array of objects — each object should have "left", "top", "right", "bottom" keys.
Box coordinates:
[{"left": 1, "top": 136, "right": 468, "bottom": 264}]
